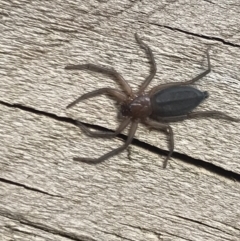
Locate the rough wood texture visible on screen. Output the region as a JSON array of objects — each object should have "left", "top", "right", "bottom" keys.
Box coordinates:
[{"left": 0, "top": 1, "right": 239, "bottom": 241}]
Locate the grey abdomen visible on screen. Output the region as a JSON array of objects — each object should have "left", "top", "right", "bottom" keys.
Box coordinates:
[{"left": 150, "top": 86, "right": 208, "bottom": 118}]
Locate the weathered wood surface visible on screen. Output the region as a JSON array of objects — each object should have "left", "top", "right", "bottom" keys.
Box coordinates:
[{"left": 0, "top": 1, "right": 240, "bottom": 241}]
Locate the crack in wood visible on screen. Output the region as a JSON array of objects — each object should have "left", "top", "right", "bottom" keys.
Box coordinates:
[
  {"left": 140, "top": 21, "right": 240, "bottom": 48},
  {"left": 0, "top": 211, "right": 97, "bottom": 241},
  {"left": 1, "top": 100, "right": 240, "bottom": 182},
  {"left": 0, "top": 177, "right": 62, "bottom": 198}
]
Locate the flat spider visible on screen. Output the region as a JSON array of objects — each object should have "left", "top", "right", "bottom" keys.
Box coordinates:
[{"left": 65, "top": 33, "right": 239, "bottom": 168}]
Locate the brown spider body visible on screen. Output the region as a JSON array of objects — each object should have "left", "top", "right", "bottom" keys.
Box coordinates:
[
  {"left": 121, "top": 94, "right": 152, "bottom": 119},
  {"left": 65, "top": 33, "right": 239, "bottom": 168}
]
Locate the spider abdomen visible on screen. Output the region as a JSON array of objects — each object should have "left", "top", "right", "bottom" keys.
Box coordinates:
[{"left": 150, "top": 86, "right": 208, "bottom": 117}]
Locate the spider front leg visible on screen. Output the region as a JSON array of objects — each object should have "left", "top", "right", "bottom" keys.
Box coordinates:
[
  {"left": 67, "top": 88, "right": 126, "bottom": 109},
  {"left": 73, "top": 120, "right": 139, "bottom": 164},
  {"left": 145, "top": 118, "right": 174, "bottom": 168},
  {"left": 135, "top": 33, "right": 157, "bottom": 94},
  {"left": 65, "top": 63, "right": 133, "bottom": 96},
  {"left": 75, "top": 118, "right": 131, "bottom": 138}
]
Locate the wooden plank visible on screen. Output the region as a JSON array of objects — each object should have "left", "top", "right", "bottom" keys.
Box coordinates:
[
  {"left": 0, "top": 1, "right": 239, "bottom": 172},
  {"left": 0, "top": 0, "right": 240, "bottom": 240},
  {"left": 0, "top": 216, "right": 73, "bottom": 241},
  {"left": 1, "top": 105, "right": 240, "bottom": 241}
]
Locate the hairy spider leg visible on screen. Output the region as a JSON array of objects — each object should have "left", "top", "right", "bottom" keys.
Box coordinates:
[
  {"left": 187, "top": 110, "right": 240, "bottom": 122},
  {"left": 149, "top": 48, "right": 211, "bottom": 96},
  {"left": 75, "top": 118, "right": 131, "bottom": 138},
  {"left": 66, "top": 88, "right": 126, "bottom": 109},
  {"left": 135, "top": 33, "right": 157, "bottom": 94},
  {"left": 154, "top": 110, "right": 240, "bottom": 123},
  {"left": 73, "top": 120, "right": 139, "bottom": 164},
  {"left": 65, "top": 64, "right": 133, "bottom": 96},
  {"left": 145, "top": 118, "right": 174, "bottom": 168}
]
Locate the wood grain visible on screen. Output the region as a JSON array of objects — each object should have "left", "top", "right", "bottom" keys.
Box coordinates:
[{"left": 0, "top": 0, "right": 240, "bottom": 240}]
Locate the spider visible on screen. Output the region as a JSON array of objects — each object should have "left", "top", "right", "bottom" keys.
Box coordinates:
[{"left": 65, "top": 33, "right": 239, "bottom": 168}]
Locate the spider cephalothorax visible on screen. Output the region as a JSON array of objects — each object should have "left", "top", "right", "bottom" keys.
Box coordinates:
[{"left": 120, "top": 95, "right": 152, "bottom": 119}]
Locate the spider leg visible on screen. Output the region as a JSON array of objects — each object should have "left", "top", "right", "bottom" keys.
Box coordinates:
[
  {"left": 67, "top": 88, "right": 126, "bottom": 109},
  {"left": 187, "top": 110, "right": 240, "bottom": 122},
  {"left": 145, "top": 118, "right": 174, "bottom": 168},
  {"left": 155, "top": 110, "right": 240, "bottom": 123},
  {"left": 65, "top": 64, "right": 133, "bottom": 96},
  {"left": 149, "top": 48, "right": 211, "bottom": 96},
  {"left": 185, "top": 48, "right": 211, "bottom": 85},
  {"left": 73, "top": 120, "right": 138, "bottom": 164},
  {"left": 135, "top": 33, "right": 157, "bottom": 94},
  {"left": 75, "top": 118, "right": 131, "bottom": 138}
]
